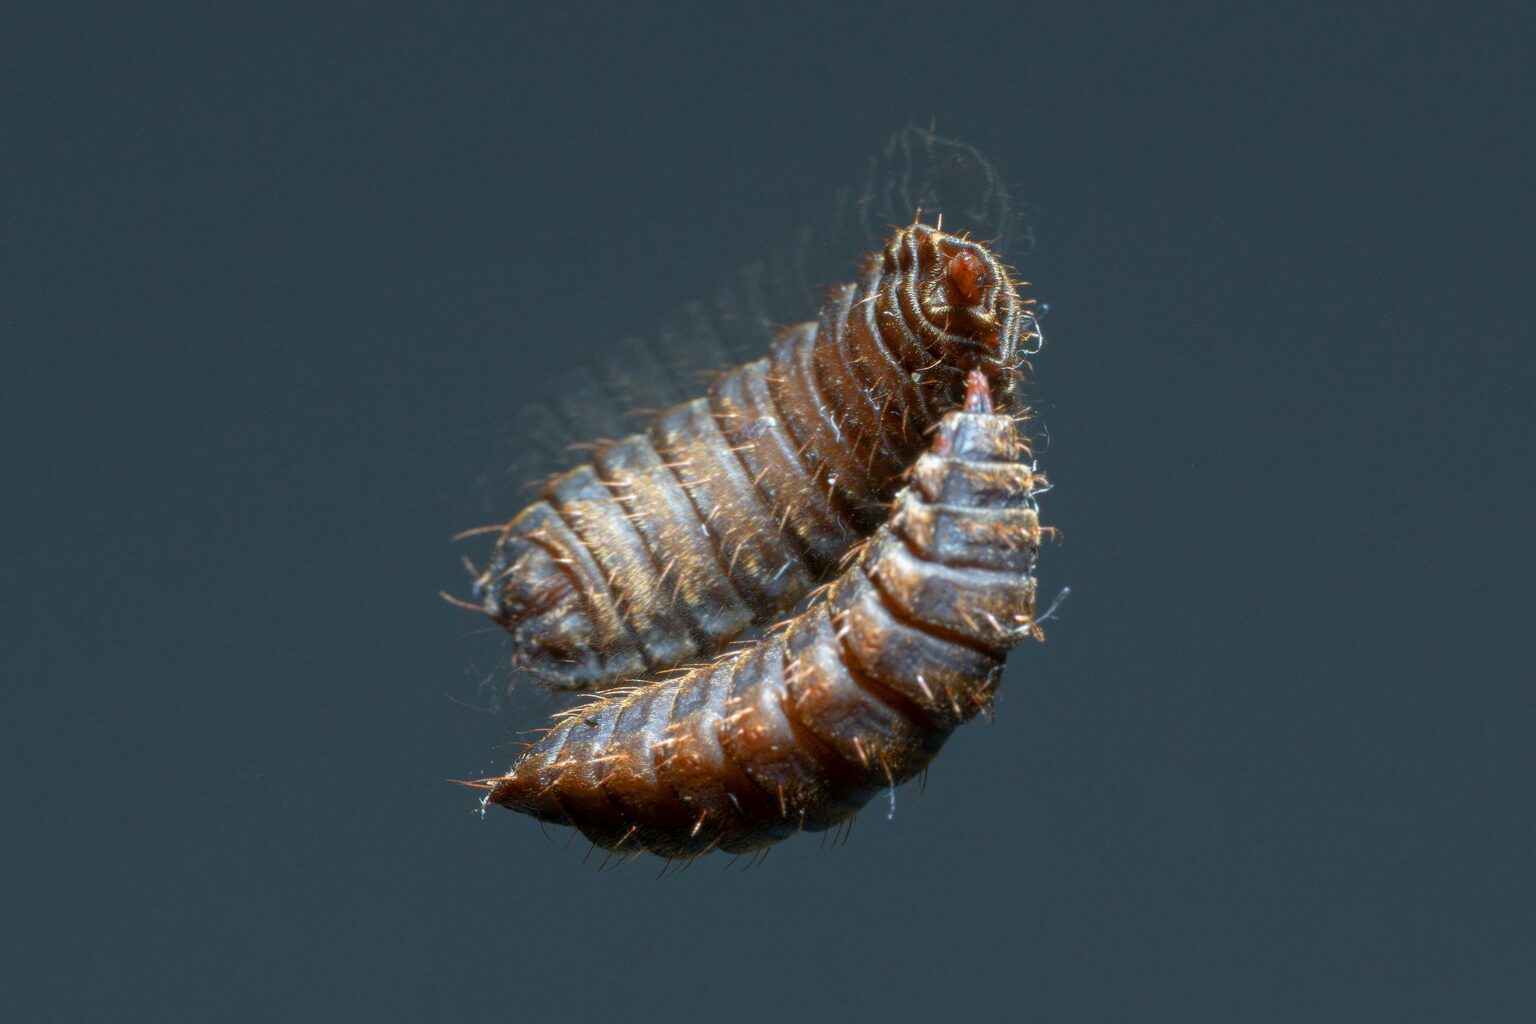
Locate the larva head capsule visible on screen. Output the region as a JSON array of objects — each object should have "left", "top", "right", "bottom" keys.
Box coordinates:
[
  {"left": 946, "top": 249, "right": 991, "bottom": 308},
  {"left": 897, "top": 224, "right": 1033, "bottom": 409}
]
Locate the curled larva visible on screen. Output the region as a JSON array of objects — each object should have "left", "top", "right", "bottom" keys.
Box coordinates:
[
  {"left": 472, "top": 224, "right": 1038, "bottom": 689},
  {"left": 475, "top": 370, "right": 1045, "bottom": 857}
]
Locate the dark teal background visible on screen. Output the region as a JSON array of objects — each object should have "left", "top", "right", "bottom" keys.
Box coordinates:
[{"left": 7, "top": 3, "right": 1531, "bottom": 1020}]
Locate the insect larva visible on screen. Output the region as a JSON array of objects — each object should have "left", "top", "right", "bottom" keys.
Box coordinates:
[
  {"left": 479, "top": 370, "right": 1044, "bottom": 857},
  {"left": 473, "top": 224, "right": 1038, "bottom": 689}
]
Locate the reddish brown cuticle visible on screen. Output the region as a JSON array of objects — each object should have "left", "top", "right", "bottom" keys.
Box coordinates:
[
  {"left": 947, "top": 250, "right": 989, "bottom": 306},
  {"left": 963, "top": 369, "right": 994, "bottom": 414}
]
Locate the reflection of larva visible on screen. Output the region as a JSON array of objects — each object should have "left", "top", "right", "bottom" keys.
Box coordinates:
[
  {"left": 478, "top": 371, "right": 1044, "bottom": 856},
  {"left": 472, "top": 223, "right": 1037, "bottom": 689}
]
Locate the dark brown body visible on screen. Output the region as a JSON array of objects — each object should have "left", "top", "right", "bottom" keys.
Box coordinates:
[
  {"left": 484, "top": 373, "right": 1044, "bottom": 857},
  {"left": 474, "top": 224, "right": 1036, "bottom": 689}
]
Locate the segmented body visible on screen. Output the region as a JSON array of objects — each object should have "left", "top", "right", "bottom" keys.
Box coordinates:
[
  {"left": 483, "top": 372, "right": 1043, "bottom": 857},
  {"left": 475, "top": 224, "right": 1036, "bottom": 689}
]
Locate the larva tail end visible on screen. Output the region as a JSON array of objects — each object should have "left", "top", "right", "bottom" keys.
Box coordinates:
[{"left": 473, "top": 538, "right": 632, "bottom": 690}]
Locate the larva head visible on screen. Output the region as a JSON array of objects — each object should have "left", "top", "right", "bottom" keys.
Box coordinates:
[{"left": 896, "top": 224, "right": 1034, "bottom": 406}]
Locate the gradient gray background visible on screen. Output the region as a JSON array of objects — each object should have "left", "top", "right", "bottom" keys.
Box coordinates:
[{"left": 7, "top": 3, "right": 1532, "bottom": 1021}]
